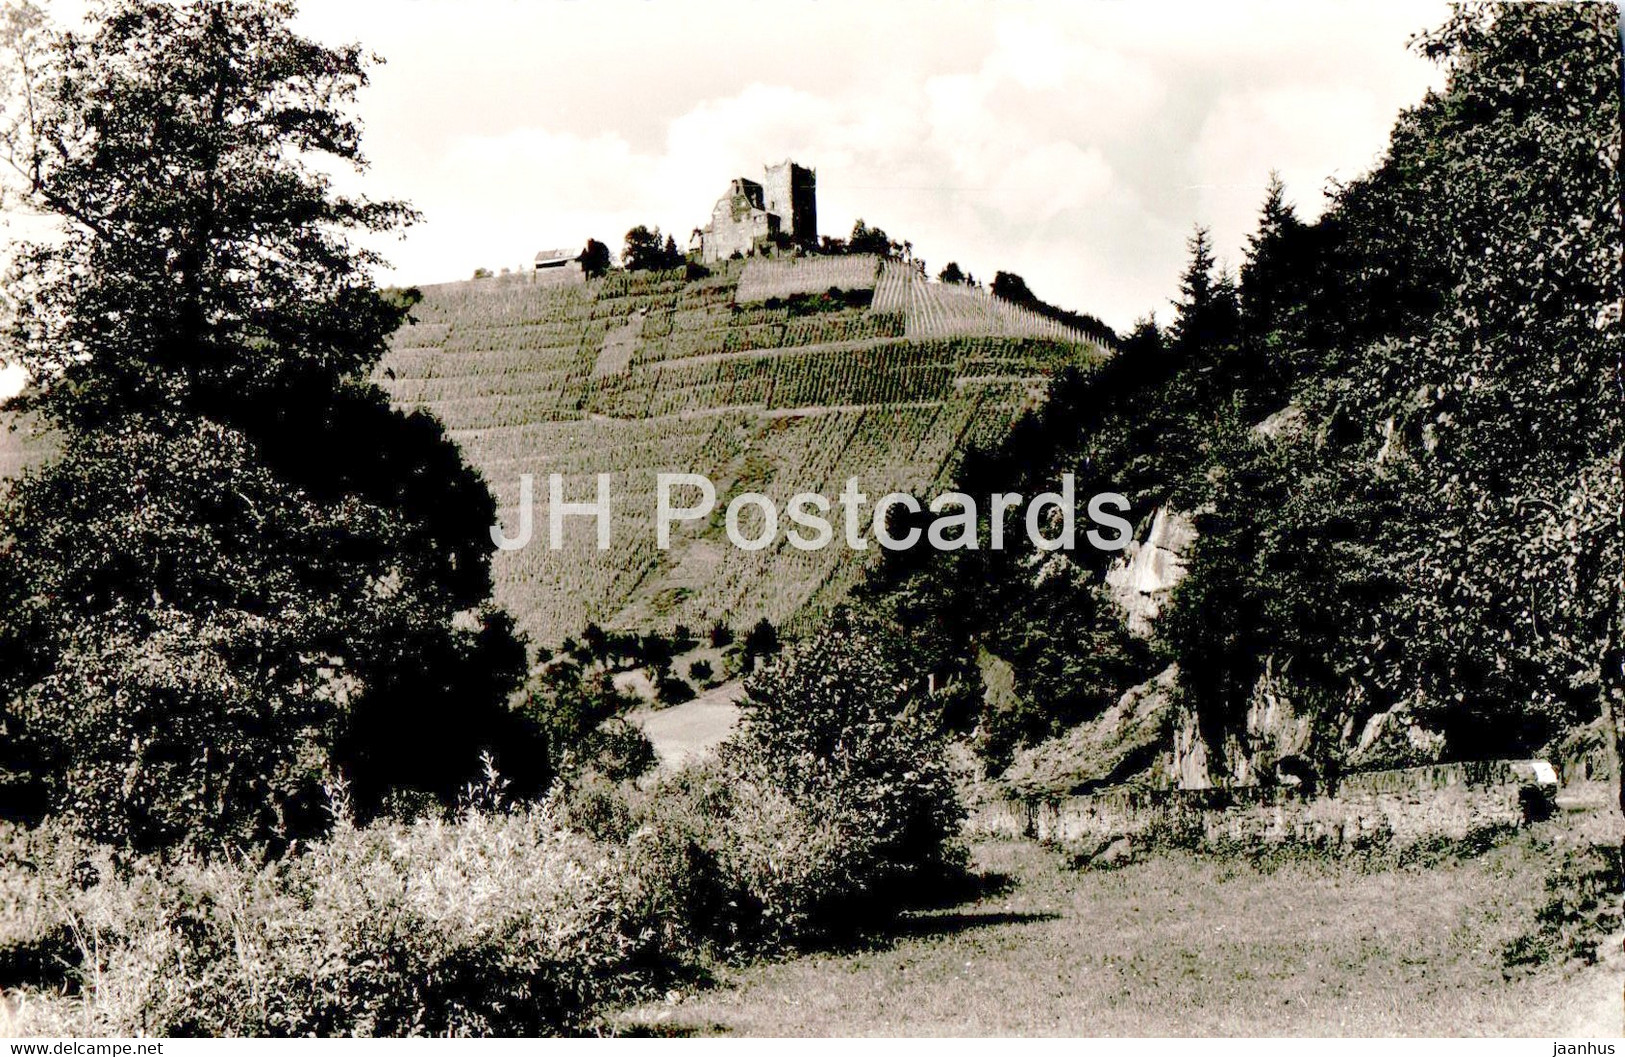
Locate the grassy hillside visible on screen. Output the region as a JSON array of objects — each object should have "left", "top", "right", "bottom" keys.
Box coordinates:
[{"left": 376, "top": 257, "right": 1107, "bottom": 646}]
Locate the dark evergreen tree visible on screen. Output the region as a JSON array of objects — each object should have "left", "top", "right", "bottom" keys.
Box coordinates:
[{"left": 579, "top": 238, "right": 612, "bottom": 278}]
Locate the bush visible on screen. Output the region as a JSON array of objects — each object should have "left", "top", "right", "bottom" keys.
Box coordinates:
[
  {"left": 5, "top": 806, "right": 662, "bottom": 1037},
  {"left": 553, "top": 617, "right": 969, "bottom": 952},
  {"left": 574, "top": 719, "right": 658, "bottom": 782},
  {"left": 6, "top": 618, "right": 970, "bottom": 1034},
  {"left": 1503, "top": 841, "right": 1624, "bottom": 971},
  {"left": 729, "top": 616, "right": 966, "bottom": 897},
  {"left": 655, "top": 675, "right": 696, "bottom": 706}
]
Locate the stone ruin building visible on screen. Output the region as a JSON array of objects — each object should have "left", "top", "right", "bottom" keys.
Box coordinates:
[{"left": 692, "top": 160, "right": 817, "bottom": 263}]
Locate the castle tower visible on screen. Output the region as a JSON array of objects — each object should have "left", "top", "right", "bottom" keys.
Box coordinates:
[{"left": 761, "top": 160, "right": 817, "bottom": 249}]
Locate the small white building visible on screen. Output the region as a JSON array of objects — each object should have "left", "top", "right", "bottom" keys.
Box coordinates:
[
  {"left": 533, "top": 247, "right": 585, "bottom": 271},
  {"left": 533, "top": 248, "right": 584, "bottom": 281}
]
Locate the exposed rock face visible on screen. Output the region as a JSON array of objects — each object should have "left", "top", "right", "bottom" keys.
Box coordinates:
[
  {"left": 1223, "top": 656, "right": 1317, "bottom": 787},
  {"left": 1104, "top": 506, "right": 1196, "bottom": 638},
  {"left": 1165, "top": 696, "right": 1215, "bottom": 790},
  {"left": 1001, "top": 665, "right": 1179, "bottom": 798},
  {"left": 1345, "top": 702, "right": 1447, "bottom": 771},
  {"left": 1252, "top": 403, "right": 1306, "bottom": 442}
]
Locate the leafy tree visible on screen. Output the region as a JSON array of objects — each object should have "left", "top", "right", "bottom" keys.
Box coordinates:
[
  {"left": 990, "top": 271, "right": 1033, "bottom": 305},
  {"left": 0, "top": 0, "right": 540, "bottom": 850},
  {"left": 741, "top": 617, "right": 780, "bottom": 665},
  {"left": 641, "top": 631, "right": 674, "bottom": 675},
  {"left": 655, "top": 674, "right": 695, "bottom": 706},
  {"left": 622, "top": 225, "right": 682, "bottom": 271},
  {"left": 518, "top": 663, "right": 645, "bottom": 781},
  {"left": 846, "top": 219, "right": 900, "bottom": 257},
  {"left": 937, "top": 262, "right": 965, "bottom": 285},
  {"left": 579, "top": 238, "right": 612, "bottom": 278},
  {"left": 581, "top": 622, "right": 609, "bottom": 662}
]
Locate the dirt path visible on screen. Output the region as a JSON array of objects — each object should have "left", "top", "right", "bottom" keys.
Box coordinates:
[{"left": 626, "top": 681, "right": 744, "bottom": 769}]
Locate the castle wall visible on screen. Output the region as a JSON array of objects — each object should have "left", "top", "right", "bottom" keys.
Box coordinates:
[
  {"left": 762, "top": 161, "right": 817, "bottom": 247},
  {"left": 701, "top": 178, "right": 778, "bottom": 262}
]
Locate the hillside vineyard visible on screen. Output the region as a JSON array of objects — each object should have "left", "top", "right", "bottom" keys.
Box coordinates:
[
  {"left": 377, "top": 256, "right": 1109, "bottom": 645},
  {"left": 488, "top": 471, "right": 1135, "bottom": 555}
]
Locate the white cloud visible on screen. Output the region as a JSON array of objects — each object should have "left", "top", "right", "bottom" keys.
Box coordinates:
[
  {"left": 198, "top": 3, "right": 1460, "bottom": 329},
  {"left": 1191, "top": 85, "right": 1412, "bottom": 270}
]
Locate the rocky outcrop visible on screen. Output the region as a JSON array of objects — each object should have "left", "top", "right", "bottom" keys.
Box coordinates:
[
  {"left": 1104, "top": 506, "right": 1196, "bottom": 637},
  {"left": 1164, "top": 696, "right": 1216, "bottom": 790},
  {"left": 1252, "top": 403, "right": 1306, "bottom": 442},
  {"left": 1001, "top": 665, "right": 1179, "bottom": 798},
  {"left": 1345, "top": 702, "right": 1447, "bottom": 771},
  {"left": 1222, "top": 656, "right": 1317, "bottom": 787}
]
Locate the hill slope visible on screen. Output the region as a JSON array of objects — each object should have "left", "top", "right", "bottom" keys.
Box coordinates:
[{"left": 376, "top": 256, "right": 1107, "bottom": 646}]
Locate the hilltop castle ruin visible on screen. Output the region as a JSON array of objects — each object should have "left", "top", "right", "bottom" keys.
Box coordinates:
[{"left": 692, "top": 160, "right": 817, "bottom": 263}]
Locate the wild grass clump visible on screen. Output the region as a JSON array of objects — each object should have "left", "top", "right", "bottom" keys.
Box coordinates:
[{"left": 4, "top": 800, "right": 661, "bottom": 1037}]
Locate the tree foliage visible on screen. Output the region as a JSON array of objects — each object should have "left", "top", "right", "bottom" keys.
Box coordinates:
[
  {"left": 864, "top": 3, "right": 1622, "bottom": 777},
  {"left": 578, "top": 238, "right": 612, "bottom": 278},
  {"left": 622, "top": 225, "right": 683, "bottom": 271},
  {"left": 0, "top": 0, "right": 541, "bottom": 849}
]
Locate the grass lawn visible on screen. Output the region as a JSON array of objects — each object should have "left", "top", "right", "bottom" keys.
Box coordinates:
[{"left": 616, "top": 792, "right": 1623, "bottom": 1037}]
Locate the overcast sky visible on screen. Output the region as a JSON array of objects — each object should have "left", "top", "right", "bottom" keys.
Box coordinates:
[{"left": 2, "top": 0, "right": 1449, "bottom": 399}]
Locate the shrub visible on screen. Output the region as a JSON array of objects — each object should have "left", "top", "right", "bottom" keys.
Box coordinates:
[
  {"left": 1503, "top": 841, "right": 1624, "bottom": 971},
  {"left": 574, "top": 719, "right": 658, "bottom": 782},
  {"left": 6, "top": 806, "right": 661, "bottom": 1037},
  {"left": 655, "top": 675, "right": 696, "bottom": 706},
  {"left": 6, "top": 618, "right": 971, "bottom": 1035},
  {"left": 730, "top": 617, "right": 966, "bottom": 895},
  {"left": 551, "top": 617, "right": 968, "bottom": 952}
]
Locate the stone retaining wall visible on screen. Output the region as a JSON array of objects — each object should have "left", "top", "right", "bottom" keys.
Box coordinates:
[{"left": 969, "top": 759, "right": 1555, "bottom": 851}]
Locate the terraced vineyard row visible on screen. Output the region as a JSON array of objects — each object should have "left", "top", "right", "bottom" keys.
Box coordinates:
[
  {"left": 874, "top": 260, "right": 1112, "bottom": 348},
  {"left": 377, "top": 262, "right": 1106, "bottom": 644},
  {"left": 735, "top": 254, "right": 880, "bottom": 303}
]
